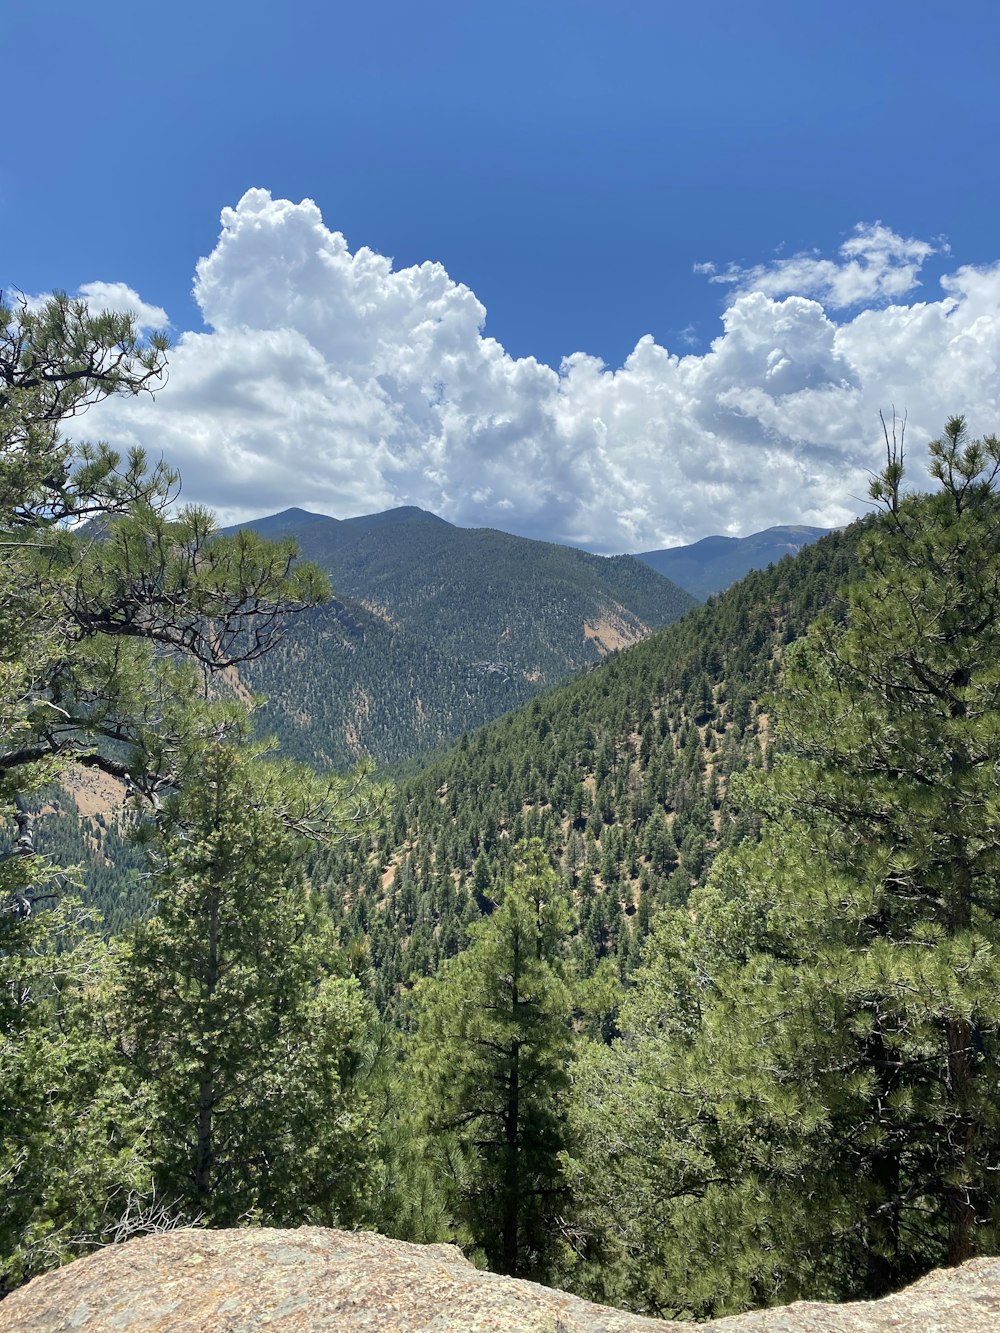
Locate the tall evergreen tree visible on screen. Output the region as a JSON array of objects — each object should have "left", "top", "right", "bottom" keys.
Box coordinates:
[
  {"left": 740, "top": 415, "right": 1000, "bottom": 1282},
  {"left": 118, "top": 742, "right": 381, "bottom": 1227},
  {"left": 0, "top": 289, "right": 341, "bottom": 1289},
  {"left": 409, "top": 841, "right": 575, "bottom": 1279},
  {"left": 0, "top": 291, "right": 169, "bottom": 1292},
  {"left": 0, "top": 899, "right": 152, "bottom": 1294},
  {"left": 570, "top": 418, "right": 1000, "bottom": 1315},
  {"left": 1, "top": 289, "right": 329, "bottom": 863}
]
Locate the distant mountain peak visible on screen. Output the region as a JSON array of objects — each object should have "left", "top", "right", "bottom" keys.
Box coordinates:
[
  {"left": 229, "top": 505, "right": 453, "bottom": 540},
  {"left": 636, "top": 524, "right": 830, "bottom": 600},
  {"left": 346, "top": 506, "right": 452, "bottom": 529},
  {"left": 278, "top": 505, "right": 330, "bottom": 520},
  {"left": 268, "top": 506, "right": 332, "bottom": 523},
  {"left": 227, "top": 507, "right": 335, "bottom": 539}
]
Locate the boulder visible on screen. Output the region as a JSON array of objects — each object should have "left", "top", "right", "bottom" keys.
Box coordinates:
[{"left": 1, "top": 1227, "right": 998, "bottom": 1332}]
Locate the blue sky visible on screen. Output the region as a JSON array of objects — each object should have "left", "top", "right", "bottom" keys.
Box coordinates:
[{"left": 3, "top": 1, "right": 1000, "bottom": 549}]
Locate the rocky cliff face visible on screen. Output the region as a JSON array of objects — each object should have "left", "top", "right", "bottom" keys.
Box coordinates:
[{"left": 2, "top": 1227, "right": 998, "bottom": 1332}]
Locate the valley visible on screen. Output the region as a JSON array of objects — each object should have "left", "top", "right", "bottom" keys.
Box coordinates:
[{"left": 5, "top": 294, "right": 999, "bottom": 1323}]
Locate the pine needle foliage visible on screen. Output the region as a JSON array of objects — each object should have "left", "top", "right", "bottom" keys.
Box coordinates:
[
  {"left": 0, "top": 289, "right": 376, "bottom": 1293},
  {"left": 117, "top": 742, "right": 381, "bottom": 1228},
  {"left": 408, "top": 841, "right": 576, "bottom": 1280},
  {"left": 568, "top": 419, "right": 1000, "bottom": 1316}
]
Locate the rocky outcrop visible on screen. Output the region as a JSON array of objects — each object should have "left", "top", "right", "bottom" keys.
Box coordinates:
[{"left": 2, "top": 1227, "right": 998, "bottom": 1332}]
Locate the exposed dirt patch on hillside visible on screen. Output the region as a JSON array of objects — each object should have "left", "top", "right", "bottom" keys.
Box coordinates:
[
  {"left": 61, "top": 768, "right": 129, "bottom": 818},
  {"left": 218, "top": 663, "right": 255, "bottom": 707},
  {"left": 342, "top": 686, "right": 375, "bottom": 758},
  {"left": 583, "top": 609, "right": 648, "bottom": 655}
]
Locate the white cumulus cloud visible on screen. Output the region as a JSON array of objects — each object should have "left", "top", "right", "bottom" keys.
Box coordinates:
[
  {"left": 696, "top": 223, "right": 941, "bottom": 308},
  {"left": 76, "top": 281, "right": 170, "bottom": 332},
  {"left": 80, "top": 191, "right": 1000, "bottom": 552}
]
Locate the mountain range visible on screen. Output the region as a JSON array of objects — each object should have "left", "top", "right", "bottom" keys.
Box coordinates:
[
  {"left": 228, "top": 506, "right": 829, "bottom": 770},
  {"left": 316, "top": 518, "right": 863, "bottom": 1007},
  {"left": 635, "top": 524, "right": 829, "bottom": 600},
  {"left": 228, "top": 506, "right": 696, "bottom": 770},
  {"left": 42, "top": 505, "right": 845, "bottom": 937}
]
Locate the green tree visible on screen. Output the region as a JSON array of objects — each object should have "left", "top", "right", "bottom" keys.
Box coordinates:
[
  {"left": 0, "top": 290, "right": 166, "bottom": 1291},
  {"left": 569, "top": 418, "right": 1000, "bottom": 1315},
  {"left": 0, "top": 289, "right": 326, "bottom": 811},
  {"left": 118, "top": 742, "right": 381, "bottom": 1227},
  {"left": 0, "top": 897, "right": 153, "bottom": 1294},
  {"left": 0, "top": 288, "right": 169, "bottom": 530},
  {"left": 409, "top": 840, "right": 575, "bottom": 1278},
  {"left": 0, "top": 289, "right": 337, "bottom": 1290}
]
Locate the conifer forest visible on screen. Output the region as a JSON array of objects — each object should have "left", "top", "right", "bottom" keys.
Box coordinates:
[{"left": 3, "top": 290, "right": 1000, "bottom": 1319}]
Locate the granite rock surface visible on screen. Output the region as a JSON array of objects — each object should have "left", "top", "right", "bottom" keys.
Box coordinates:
[{"left": 1, "top": 1227, "right": 998, "bottom": 1332}]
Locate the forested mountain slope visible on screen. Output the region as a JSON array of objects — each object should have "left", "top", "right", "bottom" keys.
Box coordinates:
[
  {"left": 229, "top": 506, "right": 696, "bottom": 769},
  {"left": 319, "top": 520, "right": 866, "bottom": 1010},
  {"left": 31, "top": 777, "right": 148, "bottom": 935},
  {"left": 23, "top": 518, "right": 856, "bottom": 947},
  {"left": 636, "top": 524, "right": 829, "bottom": 600},
  {"left": 16, "top": 505, "right": 693, "bottom": 924}
]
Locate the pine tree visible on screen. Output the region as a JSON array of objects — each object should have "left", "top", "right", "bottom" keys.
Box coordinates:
[
  {"left": 117, "top": 742, "right": 381, "bottom": 1227},
  {"left": 0, "top": 292, "right": 167, "bottom": 1290},
  {"left": 741, "top": 416, "right": 1000, "bottom": 1280},
  {"left": 0, "top": 289, "right": 363, "bottom": 1287},
  {"left": 409, "top": 840, "right": 575, "bottom": 1278},
  {"left": 570, "top": 419, "right": 1000, "bottom": 1314},
  {"left": 1, "top": 290, "right": 328, "bottom": 836},
  {"left": 0, "top": 899, "right": 153, "bottom": 1294}
]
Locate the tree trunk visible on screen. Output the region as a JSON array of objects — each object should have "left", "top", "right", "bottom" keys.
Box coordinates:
[
  {"left": 194, "top": 885, "right": 220, "bottom": 1209},
  {"left": 942, "top": 716, "right": 979, "bottom": 1267},
  {"left": 864, "top": 1032, "right": 902, "bottom": 1296},
  {"left": 501, "top": 925, "right": 522, "bottom": 1277},
  {"left": 944, "top": 1014, "right": 978, "bottom": 1266},
  {"left": 501, "top": 1036, "right": 521, "bottom": 1274}
]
